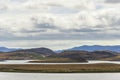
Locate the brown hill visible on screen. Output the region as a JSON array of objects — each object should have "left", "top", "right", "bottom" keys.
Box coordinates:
[
  {"left": 50, "top": 50, "right": 118, "bottom": 60},
  {"left": 13, "top": 47, "right": 56, "bottom": 56},
  {"left": 0, "top": 48, "right": 88, "bottom": 62},
  {"left": 0, "top": 48, "right": 55, "bottom": 60},
  {"left": 0, "top": 48, "right": 119, "bottom": 62}
]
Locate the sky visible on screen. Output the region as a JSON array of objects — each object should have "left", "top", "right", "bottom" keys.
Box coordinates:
[{"left": 0, "top": 0, "right": 120, "bottom": 50}]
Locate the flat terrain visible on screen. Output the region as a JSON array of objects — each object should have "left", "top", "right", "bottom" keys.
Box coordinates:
[
  {"left": 29, "top": 58, "right": 87, "bottom": 63},
  {"left": 0, "top": 63, "right": 120, "bottom": 73}
]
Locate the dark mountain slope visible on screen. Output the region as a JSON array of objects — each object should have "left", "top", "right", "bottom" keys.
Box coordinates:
[
  {"left": 13, "top": 47, "right": 56, "bottom": 56},
  {"left": 0, "top": 47, "right": 56, "bottom": 60},
  {"left": 51, "top": 50, "right": 118, "bottom": 60}
]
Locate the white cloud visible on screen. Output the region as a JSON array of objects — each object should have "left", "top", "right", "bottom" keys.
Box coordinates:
[
  {"left": 0, "top": 0, "right": 120, "bottom": 48},
  {"left": 1, "top": 40, "right": 120, "bottom": 50}
]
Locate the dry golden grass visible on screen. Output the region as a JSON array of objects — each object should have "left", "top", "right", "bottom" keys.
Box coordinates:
[
  {"left": 0, "top": 63, "right": 120, "bottom": 73},
  {"left": 29, "top": 58, "right": 82, "bottom": 63},
  {"left": 101, "top": 55, "right": 120, "bottom": 61}
]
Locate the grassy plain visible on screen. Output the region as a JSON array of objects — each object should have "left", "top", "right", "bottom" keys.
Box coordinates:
[{"left": 0, "top": 63, "right": 120, "bottom": 73}]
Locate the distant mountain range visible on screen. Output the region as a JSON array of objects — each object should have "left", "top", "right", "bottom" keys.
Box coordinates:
[
  {"left": 0, "top": 46, "right": 120, "bottom": 61},
  {"left": 0, "top": 47, "right": 20, "bottom": 52},
  {"left": 57, "top": 45, "right": 120, "bottom": 53},
  {"left": 1, "top": 45, "right": 120, "bottom": 53}
]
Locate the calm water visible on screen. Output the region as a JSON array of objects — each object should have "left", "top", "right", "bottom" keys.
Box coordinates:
[
  {"left": 0, "top": 60, "right": 120, "bottom": 64},
  {"left": 0, "top": 60, "right": 120, "bottom": 80},
  {"left": 0, "top": 73, "right": 120, "bottom": 80}
]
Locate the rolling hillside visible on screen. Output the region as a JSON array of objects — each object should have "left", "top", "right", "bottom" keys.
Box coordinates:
[
  {"left": 50, "top": 50, "right": 119, "bottom": 60},
  {"left": 0, "top": 47, "right": 55, "bottom": 60},
  {"left": 0, "top": 47, "right": 120, "bottom": 62},
  {"left": 0, "top": 48, "right": 88, "bottom": 62}
]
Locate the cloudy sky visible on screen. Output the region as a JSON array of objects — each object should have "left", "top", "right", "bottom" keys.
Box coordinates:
[{"left": 0, "top": 0, "right": 120, "bottom": 50}]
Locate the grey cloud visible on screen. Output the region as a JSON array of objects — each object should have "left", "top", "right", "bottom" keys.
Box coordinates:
[
  {"left": 66, "top": 28, "right": 100, "bottom": 33},
  {"left": 0, "top": 5, "right": 8, "bottom": 11},
  {"left": 31, "top": 17, "right": 56, "bottom": 30},
  {"left": 0, "top": 0, "right": 120, "bottom": 42},
  {"left": 111, "top": 19, "right": 120, "bottom": 26},
  {"left": 106, "top": 0, "right": 120, "bottom": 3},
  {"left": 35, "top": 23, "right": 56, "bottom": 29},
  {"left": 0, "top": 29, "right": 120, "bottom": 41},
  {"left": 10, "top": 0, "right": 28, "bottom": 3},
  {"left": 13, "top": 29, "right": 47, "bottom": 33}
]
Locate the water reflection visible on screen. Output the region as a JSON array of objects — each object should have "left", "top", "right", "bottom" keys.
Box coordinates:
[{"left": 0, "top": 73, "right": 120, "bottom": 80}]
